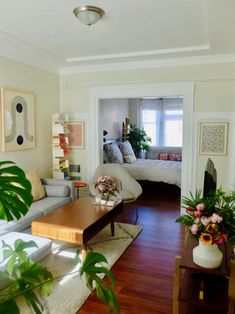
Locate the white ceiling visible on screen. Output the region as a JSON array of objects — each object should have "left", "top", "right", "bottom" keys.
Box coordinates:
[{"left": 0, "top": 0, "right": 234, "bottom": 73}]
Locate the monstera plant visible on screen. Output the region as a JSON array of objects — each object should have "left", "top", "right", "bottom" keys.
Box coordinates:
[
  {"left": 0, "top": 161, "right": 119, "bottom": 313},
  {"left": 0, "top": 161, "right": 33, "bottom": 221}
]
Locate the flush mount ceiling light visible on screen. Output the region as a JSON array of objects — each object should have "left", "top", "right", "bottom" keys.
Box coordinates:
[{"left": 73, "top": 5, "right": 105, "bottom": 26}]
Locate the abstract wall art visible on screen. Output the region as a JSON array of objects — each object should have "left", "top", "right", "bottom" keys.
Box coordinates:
[
  {"left": 199, "top": 121, "right": 228, "bottom": 155},
  {"left": 1, "top": 88, "right": 35, "bottom": 151},
  {"left": 66, "top": 121, "right": 84, "bottom": 149}
]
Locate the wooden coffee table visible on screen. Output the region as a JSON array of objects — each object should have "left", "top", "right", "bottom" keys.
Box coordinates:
[{"left": 31, "top": 195, "right": 123, "bottom": 260}]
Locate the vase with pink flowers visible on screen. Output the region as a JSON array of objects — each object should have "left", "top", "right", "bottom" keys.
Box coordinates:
[{"left": 176, "top": 189, "right": 235, "bottom": 268}]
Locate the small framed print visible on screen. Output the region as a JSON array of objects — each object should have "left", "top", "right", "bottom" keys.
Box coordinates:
[
  {"left": 66, "top": 122, "right": 84, "bottom": 149},
  {"left": 1, "top": 88, "right": 35, "bottom": 151},
  {"left": 199, "top": 121, "right": 228, "bottom": 155}
]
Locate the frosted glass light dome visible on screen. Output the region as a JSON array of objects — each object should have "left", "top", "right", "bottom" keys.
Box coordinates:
[{"left": 73, "top": 6, "right": 105, "bottom": 26}]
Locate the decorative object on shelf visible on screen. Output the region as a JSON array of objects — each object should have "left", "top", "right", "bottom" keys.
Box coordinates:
[
  {"left": 128, "top": 124, "right": 151, "bottom": 158},
  {"left": 176, "top": 189, "right": 235, "bottom": 269},
  {"left": 1, "top": 87, "right": 35, "bottom": 151},
  {"left": 122, "top": 117, "right": 130, "bottom": 141},
  {"left": 94, "top": 176, "right": 120, "bottom": 206},
  {"left": 103, "top": 130, "right": 108, "bottom": 143},
  {"left": 199, "top": 121, "right": 228, "bottom": 155},
  {"left": 66, "top": 121, "right": 84, "bottom": 149},
  {"left": 73, "top": 5, "right": 105, "bottom": 26}
]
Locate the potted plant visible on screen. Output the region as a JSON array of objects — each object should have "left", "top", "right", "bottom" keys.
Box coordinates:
[
  {"left": 0, "top": 161, "right": 119, "bottom": 313},
  {"left": 128, "top": 124, "right": 151, "bottom": 158},
  {"left": 176, "top": 189, "right": 235, "bottom": 269}
]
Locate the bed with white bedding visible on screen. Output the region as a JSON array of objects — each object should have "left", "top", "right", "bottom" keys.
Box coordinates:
[
  {"left": 103, "top": 141, "right": 182, "bottom": 187},
  {"left": 121, "top": 158, "right": 181, "bottom": 187}
]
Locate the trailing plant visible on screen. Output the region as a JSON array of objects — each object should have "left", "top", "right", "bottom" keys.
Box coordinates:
[
  {"left": 128, "top": 124, "right": 151, "bottom": 157},
  {"left": 0, "top": 161, "right": 119, "bottom": 313}
]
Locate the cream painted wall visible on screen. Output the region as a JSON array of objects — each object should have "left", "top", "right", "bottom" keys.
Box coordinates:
[
  {"left": 0, "top": 56, "right": 59, "bottom": 177},
  {"left": 100, "top": 99, "right": 129, "bottom": 141},
  {"left": 60, "top": 62, "right": 235, "bottom": 190}
]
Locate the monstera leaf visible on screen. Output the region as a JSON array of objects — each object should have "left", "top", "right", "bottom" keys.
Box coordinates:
[{"left": 0, "top": 161, "right": 33, "bottom": 221}]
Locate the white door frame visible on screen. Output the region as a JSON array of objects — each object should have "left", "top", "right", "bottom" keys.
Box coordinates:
[{"left": 89, "top": 82, "right": 196, "bottom": 200}]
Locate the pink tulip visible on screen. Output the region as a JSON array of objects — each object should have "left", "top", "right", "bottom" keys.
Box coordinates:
[
  {"left": 186, "top": 207, "right": 194, "bottom": 212},
  {"left": 191, "top": 224, "right": 199, "bottom": 234},
  {"left": 200, "top": 216, "right": 211, "bottom": 226},
  {"left": 196, "top": 203, "right": 205, "bottom": 211},
  {"left": 214, "top": 233, "right": 227, "bottom": 245},
  {"left": 194, "top": 211, "right": 202, "bottom": 218},
  {"left": 211, "top": 213, "right": 223, "bottom": 223}
]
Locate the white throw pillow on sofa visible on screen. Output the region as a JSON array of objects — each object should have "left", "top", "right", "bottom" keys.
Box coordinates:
[{"left": 44, "top": 185, "right": 70, "bottom": 197}]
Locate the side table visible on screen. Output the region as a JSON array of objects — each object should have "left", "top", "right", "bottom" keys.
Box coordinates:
[
  {"left": 173, "top": 237, "right": 234, "bottom": 314},
  {"left": 73, "top": 181, "right": 87, "bottom": 199}
]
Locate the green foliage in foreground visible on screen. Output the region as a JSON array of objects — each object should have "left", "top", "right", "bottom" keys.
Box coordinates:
[
  {"left": 80, "top": 251, "right": 120, "bottom": 313},
  {"left": 0, "top": 239, "right": 53, "bottom": 314},
  {"left": 0, "top": 242, "right": 120, "bottom": 313},
  {"left": 0, "top": 161, "right": 119, "bottom": 313},
  {"left": 0, "top": 161, "right": 33, "bottom": 222}
]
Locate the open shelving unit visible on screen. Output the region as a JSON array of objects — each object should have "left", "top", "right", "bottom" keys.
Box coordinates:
[{"left": 52, "top": 113, "right": 70, "bottom": 180}]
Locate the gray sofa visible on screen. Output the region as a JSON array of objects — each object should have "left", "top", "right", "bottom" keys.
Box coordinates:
[{"left": 0, "top": 178, "right": 75, "bottom": 236}]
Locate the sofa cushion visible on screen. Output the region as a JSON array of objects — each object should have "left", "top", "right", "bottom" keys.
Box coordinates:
[
  {"left": 30, "top": 196, "right": 71, "bottom": 216},
  {"left": 0, "top": 206, "right": 43, "bottom": 234},
  {"left": 26, "top": 170, "right": 46, "bottom": 201},
  {"left": 44, "top": 185, "right": 70, "bottom": 197}
]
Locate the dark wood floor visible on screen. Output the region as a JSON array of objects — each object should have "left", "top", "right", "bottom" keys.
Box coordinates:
[{"left": 78, "top": 182, "right": 185, "bottom": 314}]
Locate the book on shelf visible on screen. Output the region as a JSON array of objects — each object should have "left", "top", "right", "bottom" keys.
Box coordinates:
[{"left": 53, "top": 159, "right": 69, "bottom": 170}]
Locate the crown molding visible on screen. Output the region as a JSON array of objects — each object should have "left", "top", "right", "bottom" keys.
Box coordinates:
[
  {"left": 66, "top": 45, "right": 210, "bottom": 63},
  {"left": 0, "top": 30, "right": 63, "bottom": 73},
  {"left": 60, "top": 54, "right": 235, "bottom": 75}
]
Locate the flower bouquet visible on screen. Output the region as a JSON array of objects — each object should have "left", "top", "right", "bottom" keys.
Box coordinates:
[
  {"left": 94, "top": 176, "right": 120, "bottom": 206},
  {"left": 176, "top": 189, "right": 235, "bottom": 268}
]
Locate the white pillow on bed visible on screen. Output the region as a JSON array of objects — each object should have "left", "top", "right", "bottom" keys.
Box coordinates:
[{"left": 118, "top": 141, "right": 136, "bottom": 161}]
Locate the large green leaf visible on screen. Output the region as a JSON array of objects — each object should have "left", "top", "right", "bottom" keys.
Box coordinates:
[
  {"left": 80, "top": 251, "right": 119, "bottom": 313},
  {"left": 0, "top": 299, "right": 20, "bottom": 314},
  {"left": 0, "top": 161, "right": 33, "bottom": 221}
]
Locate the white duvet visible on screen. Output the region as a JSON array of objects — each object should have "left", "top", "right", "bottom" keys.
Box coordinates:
[{"left": 122, "top": 159, "right": 181, "bottom": 187}]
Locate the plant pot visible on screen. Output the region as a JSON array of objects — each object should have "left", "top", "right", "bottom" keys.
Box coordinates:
[{"left": 193, "top": 240, "right": 223, "bottom": 269}]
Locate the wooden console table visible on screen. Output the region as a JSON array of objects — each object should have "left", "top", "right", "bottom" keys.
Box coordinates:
[{"left": 173, "top": 237, "right": 235, "bottom": 314}]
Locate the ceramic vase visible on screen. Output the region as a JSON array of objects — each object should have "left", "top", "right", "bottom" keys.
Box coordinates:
[{"left": 193, "top": 240, "right": 223, "bottom": 269}]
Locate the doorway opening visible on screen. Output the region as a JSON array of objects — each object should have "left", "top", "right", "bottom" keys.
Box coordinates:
[{"left": 89, "top": 82, "right": 195, "bottom": 207}]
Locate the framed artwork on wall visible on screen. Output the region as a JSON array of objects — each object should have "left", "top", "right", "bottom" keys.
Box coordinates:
[
  {"left": 199, "top": 121, "right": 228, "bottom": 155},
  {"left": 66, "top": 121, "right": 84, "bottom": 149},
  {"left": 1, "top": 88, "right": 35, "bottom": 151}
]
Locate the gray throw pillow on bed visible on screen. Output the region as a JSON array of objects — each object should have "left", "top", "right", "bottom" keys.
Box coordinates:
[
  {"left": 118, "top": 140, "right": 136, "bottom": 160},
  {"left": 104, "top": 143, "right": 124, "bottom": 163},
  {"left": 44, "top": 185, "right": 70, "bottom": 197}
]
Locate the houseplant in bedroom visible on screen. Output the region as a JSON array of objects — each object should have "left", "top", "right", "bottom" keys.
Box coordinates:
[
  {"left": 176, "top": 189, "right": 235, "bottom": 269},
  {"left": 128, "top": 124, "right": 151, "bottom": 158},
  {"left": 0, "top": 161, "right": 119, "bottom": 313}
]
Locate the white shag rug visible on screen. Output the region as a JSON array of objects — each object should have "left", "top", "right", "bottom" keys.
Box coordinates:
[{"left": 18, "top": 222, "right": 142, "bottom": 314}]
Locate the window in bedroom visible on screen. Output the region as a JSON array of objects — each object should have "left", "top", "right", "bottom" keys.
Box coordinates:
[{"left": 141, "top": 97, "right": 183, "bottom": 147}]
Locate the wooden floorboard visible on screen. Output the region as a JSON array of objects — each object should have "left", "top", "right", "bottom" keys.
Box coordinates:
[{"left": 78, "top": 182, "right": 185, "bottom": 314}]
